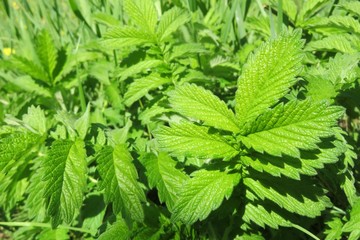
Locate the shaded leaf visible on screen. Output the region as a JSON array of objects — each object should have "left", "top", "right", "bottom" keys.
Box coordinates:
[
  {"left": 172, "top": 170, "right": 241, "bottom": 224},
  {"left": 142, "top": 152, "right": 188, "bottom": 210}
]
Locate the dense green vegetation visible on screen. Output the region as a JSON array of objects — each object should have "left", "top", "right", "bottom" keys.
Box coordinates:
[{"left": 0, "top": 0, "right": 360, "bottom": 239}]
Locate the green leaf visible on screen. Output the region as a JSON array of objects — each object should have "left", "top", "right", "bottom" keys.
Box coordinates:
[
  {"left": 0, "top": 131, "right": 40, "bottom": 171},
  {"left": 116, "top": 59, "right": 164, "bottom": 81},
  {"left": 171, "top": 170, "right": 241, "bottom": 224},
  {"left": 244, "top": 173, "right": 331, "bottom": 217},
  {"left": 298, "top": 0, "right": 329, "bottom": 21},
  {"left": 9, "top": 75, "right": 51, "bottom": 97},
  {"left": 169, "top": 43, "right": 208, "bottom": 61},
  {"left": 0, "top": 157, "right": 29, "bottom": 213},
  {"left": 343, "top": 199, "right": 360, "bottom": 233},
  {"left": 96, "top": 144, "right": 146, "bottom": 221},
  {"left": 142, "top": 152, "right": 189, "bottom": 210},
  {"left": 102, "top": 26, "right": 155, "bottom": 49},
  {"left": 81, "top": 193, "right": 106, "bottom": 236},
  {"left": 235, "top": 30, "right": 303, "bottom": 124},
  {"left": 157, "top": 7, "right": 191, "bottom": 42},
  {"left": 22, "top": 105, "right": 47, "bottom": 135},
  {"left": 241, "top": 137, "right": 343, "bottom": 180},
  {"left": 324, "top": 217, "right": 343, "bottom": 240},
  {"left": 74, "top": 104, "right": 91, "bottom": 139},
  {"left": 304, "top": 16, "right": 360, "bottom": 35},
  {"left": 43, "top": 139, "right": 87, "bottom": 227},
  {"left": 340, "top": 1, "right": 360, "bottom": 17},
  {"left": 93, "top": 12, "right": 121, "bottom": 27},
  {"left": 124, "top": 75, "right": 171, "bottom": 106},
  {"left": 305, "top": 35, "right": 356, "bottom": 53},
  {"left": 36, "top": 30, "right": 57, "bottom": 81},
  {"left": 169, "top": 83, "right": 240, "bottom": 133},
  {"left": 124, "top": 0, "right": 158, "bottom": 33},
  {"left": 54, "top": 50, "right": 102, "bottom": 83},
  {"left": 37, "top": 228, "right": 69, "bottom": 240},
  {"left": 305, "top": 75, "right": 337, "bottom": 101},
  {"left": 242, "top": 201, "right": 291, "bottom": 229},
  {"left": 155, "top": 121, "right": 239, "bottom": 159},
  {"left": 69, "top": 0, "right": 93, "bottom": 28},
  {"left": 328, "top": 16, "right": 360, "bottom": 35},
  {"left": 240, "top": 100, "right": 344, "bottom": 158},
  {"left": 98, "top": 217, "right": 131, "bottom": 240},
  {"left": 6, "top": 56, "right": 49, "bottom": 84},
  {"left": 25, "top": 160, "right": 46, "bottom": 222}
]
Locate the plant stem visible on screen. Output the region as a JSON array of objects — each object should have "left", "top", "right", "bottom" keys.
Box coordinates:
[
  {"left": 75, "top": 36, "right": 86, "bottom": 113},
  {"left": 292, "top": 223, "right": 320, "bottom": 240},
  {"left": 0, "top": 222, "right": 92, "bottom": 234}
]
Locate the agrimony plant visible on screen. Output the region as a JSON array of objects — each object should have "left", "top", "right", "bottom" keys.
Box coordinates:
[{"left": 154, "top": 30, "right": 348, "bottom": 238}]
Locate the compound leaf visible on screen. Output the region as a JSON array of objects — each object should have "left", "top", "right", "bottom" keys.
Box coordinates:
[
  {"left": 43, "top": 139, "right": 87, "bottom": 227},
  {"left": 240, "top": 100, "right": 344, "bottom": 158},
  {"left": 155, "top": 121, "right": 239, "bottom": 159},
  {"left": 235, "top": 30, "right": 303, "bottom": 124},
  {"left": 171, "top": 170, "right": 241, "bottom": 224},
  {"left": 169, "top": 83, "right": 240, "bottom": 133},
  {"left": 96, "top": 144, "right": 146, "bottom": 222},
  {"left": 142, "top": 152, "right": 189, "bottom": 210}
]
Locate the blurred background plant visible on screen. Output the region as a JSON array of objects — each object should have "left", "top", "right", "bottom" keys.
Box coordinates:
[{"left": 0, "top": 0, "right": 359, "bottom": 239}]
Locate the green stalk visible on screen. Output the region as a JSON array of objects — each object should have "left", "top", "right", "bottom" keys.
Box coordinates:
[
  {"left": 292, "top": 223, "right": 320, "bottom": 240},
  {"left": 75, "top": 36, "right": 86, "bottom": 113},
  {"left": 0, "top": 222, "right": 92, "bottom": 234},
  {"left": 277, "top": 0, "right": 283, "bottom": 33}
]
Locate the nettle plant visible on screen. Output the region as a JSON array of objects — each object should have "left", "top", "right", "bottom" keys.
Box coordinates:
[{"left": 152, "top": 30, "right": 356, "bottom": 238}]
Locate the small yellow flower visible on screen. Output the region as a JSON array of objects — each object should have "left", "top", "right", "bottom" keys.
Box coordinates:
[
  {"left": 12, "top": 1, "right": 20, "bottom": 10},
  {"left": 2, "top": 48, "right": 15, "bottom": 56}
]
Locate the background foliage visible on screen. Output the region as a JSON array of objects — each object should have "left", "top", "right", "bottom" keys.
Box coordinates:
[{"left": 0, "top": 0, "right": 359, "bottom": 239}]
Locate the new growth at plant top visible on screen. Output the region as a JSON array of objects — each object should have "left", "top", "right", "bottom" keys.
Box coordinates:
[{"left": 0, "top": 0, "right": 360, "bottom": 239}]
